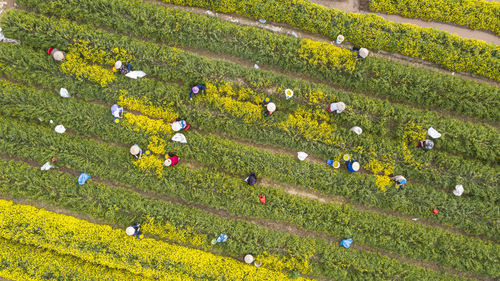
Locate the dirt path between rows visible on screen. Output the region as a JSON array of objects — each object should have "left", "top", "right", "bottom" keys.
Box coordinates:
[
  {"left": 0, "top": 154, "right": 489, "bottom": 281},
  {"left": 148, "top": 0, "right": 500, "bottom": 87},
  {"left": 314, "top": 0, "right": 500, "bottom": 45}
]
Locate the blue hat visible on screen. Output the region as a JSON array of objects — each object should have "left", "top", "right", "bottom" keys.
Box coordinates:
[{"left": 400, "top": 179, "right": 407, "bottom": 185}]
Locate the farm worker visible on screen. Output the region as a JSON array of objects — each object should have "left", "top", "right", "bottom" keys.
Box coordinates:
[
  {"left": 391, "top": 175, "right": 406, "bottom": 190},
  {"left": 126, "top": 223, "right": 144, "bottom": 240},
  {"left": 350, "top": 47, "right": 369, "bottom": 60},
  {"left": 114, "top": 60, "right": 130, "bottom": 75},
  {"left": 346, "top": 160, "right": 360, "bottom": 173},
  {"left": 189, "top": 84, "right": 206, "bottom": 100},
  {"left": 130, "top": 144, "right": 143, "bottom": 159},
  {"left": 328, "top": 102, "right": 346, "bottom": 114},
  {"left": 245, "top": 172, "right": 257, "bottom": 185},
  {"left": 171, "top": 118, "right": 190, "bottom": 131},
  {"left": 264, "top": 102, "right": 276, "bottom": 117},
  {"left": 48, "top": 48, "right": 65, "bottom": 62},
  {"left": 110, "top": 104, "right": 124, "bottom": 118},
  {"left": 244, "top": 254, "right": 262, "bottom": 267},
  {"left": 417, "top": 139, "right": 434, "bottom": 151},
  {"left": 164, "top": 153, "right": 179, "bottom": 167}
]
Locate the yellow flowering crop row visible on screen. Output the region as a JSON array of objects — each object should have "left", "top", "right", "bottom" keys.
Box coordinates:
[
  {"left": 199, "top": 83, "right": 264, "bottom": 123},
  {"left": 133, "top": 154, "right": 165, "bottom": 178},
  {"left": 147, "top": 135, "right": 167, "bottom": 155},
  {"left": 297, "top": 39, "right": 356, "bottom": 72},
  {"left": 0, "top": 199, "right": 304, "bottom": 281},
  {"left": 369, "top": 0, "right": 500, "bottom": 35},
  {"left": 0, "top": 237, "right": 148, "bottom": 281},
  {"left": 141, "top": 216, "right": 208, "bottom": 249},
  {"left": 67, "top": 40, "right": 135, "bottom": 66},
  {"left": 118, "top": 95, "right": 178, "bottom": 120}
]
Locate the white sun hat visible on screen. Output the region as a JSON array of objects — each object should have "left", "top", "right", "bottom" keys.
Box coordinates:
[
  {"left": 114, "top": 61, "right": 123, "bottom": 70},
  {"left": 336, "top": 34, "right": 344, "bottom": 44},
  {"left": 130, "top": 144, "right": 141, "bottom": 155},
  {"left": 126, "top": 226, "right": 135, "bottom": 236},
  {"left": 164, "top": 159, "right": 172, "bottom": 166},
  {"left": 351, "top": 162, "right": 360, "bottom": 171},
  {"left": 52, "top": 50, "right": 65, "bottom": 62},
  {"left": 267, "top": 102, "right": 276, "bottom": 113},
  {"left": 359, "top": 48, "right": 369, "bottom": 58},
  {"left": 171, "top": 122, "right": 182, "bottom": 132},
  {"left": 244, "top": 254, "right": 255, "bottom": 264}
]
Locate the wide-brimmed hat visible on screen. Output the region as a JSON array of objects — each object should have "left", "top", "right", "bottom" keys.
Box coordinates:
[
  {"left": 130, "top": 144, "right": 141, "bottom": 155},
  {"left": 351, "top": 161, "right": 360, "bottom": 171},
  {"left": 115, "top": 61, "right": 123, "bottom": 70},
  {"left": 52, "top": 50, "right": 65, "bottom": 62},
  {"left": 164, "top": 159, "right": 172, "bottom": 166},
  {"left": 126, "top": 226, "right": 135, "bottom": 236},
  {"left": 267, "top": 102, "right": 276, "bottom": 112},
  {"left": 336, "top": 102, "right": 346, "bottom": 111},
  {"left": 359, "top": 48, "right": 369, "bottom": 58},
  {"left": 192, "top": 86, "right": 200, "bottom": 94},
  {"left": 171, "top": 122, "right": 182, "bottom": 132},
  {"left": 244, "top": 254, "right": 255, "bottom": 264}
]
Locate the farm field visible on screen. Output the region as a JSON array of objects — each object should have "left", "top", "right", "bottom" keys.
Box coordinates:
[{"left": 0, "top": 0, "right": 498, "bottom": 280}]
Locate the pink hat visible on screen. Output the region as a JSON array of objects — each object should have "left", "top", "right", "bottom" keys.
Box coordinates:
[{"left": 192, "top": 86, "right": 199, "bottom": 94}]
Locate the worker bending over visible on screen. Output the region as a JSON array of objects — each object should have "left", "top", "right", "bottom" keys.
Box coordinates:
[
  {"left": 171, "top": 118, "right": 190, "bottom": 132},
  {"left": 417, "top": 139, "right": 434, "bottom": 151},
  {"left": 391, "top": 175, "right": 406, "bottom": 190},
  {"left": 164, "top": 153, "right": 179, "bottom": 167},
  {"left": 190, "top": 84, "right": 206, "bottom": 100},
  {"left": 130, "top": 144, "right": 143, "bottom": 159}
]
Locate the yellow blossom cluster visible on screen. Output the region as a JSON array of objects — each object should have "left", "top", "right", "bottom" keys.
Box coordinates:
[
  {"left": 297, "top": 39, "right": 356, "bottom": 72},
  {"left": 147, "top": 135, "right": 167, "bottom": 155},
  {"left": 141, "top": 216, "right": 208, "bottom": 249},
  {"left": 123, "top": 112, "right": 172, "bottom": 136},
  {"left": 118, "top": 95, "right": 178, "bottom": 120},
  {"left": 199, "top": 82, "right": 264, "bottom": 123},
  {"left": 133, "top": 154, "right": 164, "bottom": 178}
]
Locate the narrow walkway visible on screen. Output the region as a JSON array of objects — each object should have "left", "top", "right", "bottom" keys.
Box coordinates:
[{"left": 313, "top": 0, "right": 500, "bottom": 45}]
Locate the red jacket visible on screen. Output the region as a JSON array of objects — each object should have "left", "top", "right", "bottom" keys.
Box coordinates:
[{"left": 169, "top": 155, "right": 179, "bottom": 166}]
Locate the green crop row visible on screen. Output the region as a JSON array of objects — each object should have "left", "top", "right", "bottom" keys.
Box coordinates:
[
  {"left": 12, "top": 0, "right": 500, "bottom": 122},
  {"left": 0, "top": 156, "right": 467, "bottom": 281},
  {"left": 2, "top": 10, "right": 498, "bottom": 165},
  {"left": 0, "top": 40, "right": 497, "bottom": 242},
  {"left": 151, "top": 0, "right": 500, "bottom": 81},
  {"left": 0, "top": 84, "right": 498, "bottom": 277},
  {"left": 369, "top": 0, "right": 500, "bottom": 35}
]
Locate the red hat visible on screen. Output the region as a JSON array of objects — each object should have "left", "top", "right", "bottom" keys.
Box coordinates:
[
  {"left": 432, "top": 209, "right": 439, "bottom": 215},
  {"left": 48, "top": 48, "right": 53, "bottom": 55}
]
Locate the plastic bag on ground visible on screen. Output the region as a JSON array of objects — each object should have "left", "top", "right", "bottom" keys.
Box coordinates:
[
  {"left": 125, "top": 71, "right": 147, "bottom": 79},
  {"left": 78, "top": 173, "right": 91, "bottom": 185},
  {"left": 297, "top": 152, "right": 308, "bottom": 161},
  {"left": 453, "top": 185, "right": 464, "bottom": 196},
  {"left": 427, "top": 127, "right": 441, "bottom": 139},
  {"left": 0, "top": 28, "right": 4, "bottom": 42},
  {"left": 340, "top": 238, "right": 353, "bottom": 248},
  {"left": 59, "top": 88, "right": 71, "bottom": 98},
  {"left": 172, "top": 133, "right": 187, "bottom": 143},
  {"left": 350, "top": 126, "right": 362, "bottom": 135},
  {"left": 54, "top": 124, "right": 66, "bottom": 134},
  {"left": 40, "top": 162, "right": 53, "bottom": 171}
]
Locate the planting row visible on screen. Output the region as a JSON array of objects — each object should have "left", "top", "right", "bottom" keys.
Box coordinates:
[
  {"left": 0, "top": 43, "right": 497, "bottom": 242},
  {"left": 369, "top": 0, "right": 500, "bottom": 35},
  {"left": 151, "top": 0, "right": 500, "bottom": 80},
  {"left": 12, "top": 0, "right": 500, "bottom": 121},
  {"left": 0, "top": 102, "right": 498, "bottom": 278},
  {"left": 0, "top": 158, "right": 465, "bottom": 281},
  {"left": 0, "top": 199, "right": 296, "bottom": 280}
]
